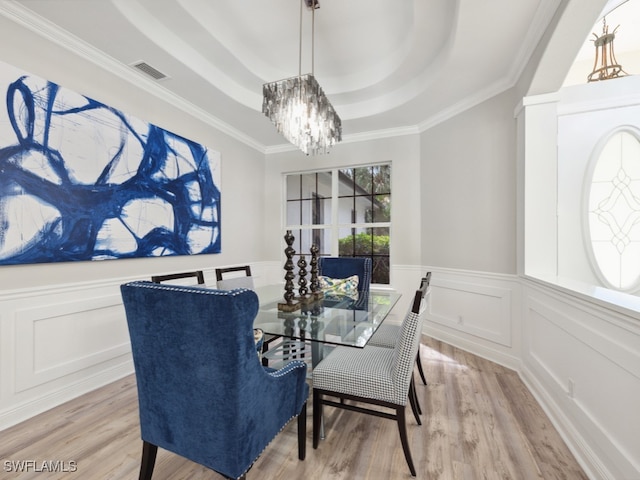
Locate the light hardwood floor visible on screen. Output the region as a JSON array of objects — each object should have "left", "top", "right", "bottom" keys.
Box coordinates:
[{"left": 0, "top": 337, "right": 588, "bottom": 479}]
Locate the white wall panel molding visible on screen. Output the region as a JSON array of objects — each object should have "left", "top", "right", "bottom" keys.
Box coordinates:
[
  {"left": 425, "top": 268, "right": 517, "bottom": 346},
  {"left": 420, "top": 267, "right": 521, "bottom": 370},
  {"left": 249, "top": 260, "right": 288, "bottom": 288},
  {"left": 424, "top": 322, "right": 520, "bottom": 371},
  {"left": 429, "top": 278, "right": 512, "bottom": 346},
  {"left": 1, "top": 266, "right": 638, "bottom": 480},
  {"left": 0, "top": 261, "right": 284, "bottom": 431},
  {"left": 419, "top": 268, "right": 639, "bottom": 480},
  {"left": 14, "top": 293, "right": 130, "bottom": 393},
  {"left": 387, "top": 265, "right": 429, "bottom": 319},
  {"left": 0, "top": 277, "right": 129, "bottom": 302},
  {"left": 0, "top": 362, "right": 132, "bottom": 432},
  {"left": 0, "top": 281, "right": 134, "bottom": 431},
  {"left": 519, "top": 363, "right": 613, "bottom": 480},
  {"left": 522, "top": 280, "right": 640, "bottom": 480},
  {"left": 524, "top": 293, "right": 640, "bottom": 381}
]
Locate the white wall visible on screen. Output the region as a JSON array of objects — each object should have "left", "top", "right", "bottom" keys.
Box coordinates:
[
  {"left": 1, "top": 3, "right": 638, "bottom": 479},
  {"left": 418, "top": 82, "right": 640, "bottom": 479},
  {"left": 417, "top": 87, "right": 523, "bottom": 368},
  {"left": 420, "top": 89, "right": 518, "bottom": 275},
  {"left": 511, "top": 74, "right": 640, "bottom": 480},
  {"left": 0, "top": 14, "right": 268, "bottom": 291},
  {"left": 557, "top": 76, "right": 640, "bottom": 293},
  {"left": 520, "top": 75, "right": 640, "bottom": 294},
  {"left": 520, "top": 279, "right": 640, "bottom": 480},
  {"left": 0, "top": 13, "right": 268, "bottom": 428},
  {"left": 518, "top": 92, "right": 560, "bottom": 279}
]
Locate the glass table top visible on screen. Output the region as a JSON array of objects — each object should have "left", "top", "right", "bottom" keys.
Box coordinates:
[{"left": 254, "top": 284, "right": 401, "bottom": 348}]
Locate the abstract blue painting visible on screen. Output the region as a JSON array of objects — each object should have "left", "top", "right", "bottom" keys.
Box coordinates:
[{"left": 0, "top": 61, "right": 221, "bottom": 265}]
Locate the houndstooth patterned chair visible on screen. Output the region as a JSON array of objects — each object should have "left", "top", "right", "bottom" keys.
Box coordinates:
[
  {"left": 312, "top": 282, "right": 429, "bottom": 477},
  {"left": 368, "top": 272, "right": 431, "bottom": 386}
]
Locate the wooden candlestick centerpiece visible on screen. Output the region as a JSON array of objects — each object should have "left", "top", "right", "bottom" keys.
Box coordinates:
[
  {"left": 278, "top": 230, "right": 301, "bottom": 312},
  {"left": 309, "top": 244, "right": 323, "bottom": 300}
]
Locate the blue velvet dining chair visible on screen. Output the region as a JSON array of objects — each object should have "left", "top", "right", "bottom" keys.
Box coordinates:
[
  {"left": 120, "top": 281, "right": 309, "bottom": 480},
  {"left": 318, "top": 256, "right": 372, "bottom": 309},
  {"left": 152, "top": 269, "right": 265, "bottom": 356},
  {"left": 215, "top": 265, "right": 282, "bottom": 366}
]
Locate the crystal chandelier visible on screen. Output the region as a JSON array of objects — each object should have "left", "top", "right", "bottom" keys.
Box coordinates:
[{"left": 262, "top": 0, "right": 342, "bottom": 155}]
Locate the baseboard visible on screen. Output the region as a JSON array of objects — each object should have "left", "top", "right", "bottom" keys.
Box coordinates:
[
  {"left": 518, "top": 365, "right": 613, "bottom": 480},
  {"left": 0, "top": 360, "right": 134, "bottom": 431},
  {"left": 423, "top": 324, "right": 520, "bottom": 371}
]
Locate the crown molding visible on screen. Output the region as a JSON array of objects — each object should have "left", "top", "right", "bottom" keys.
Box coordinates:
[
  {"left": 418, "top": 78, "right": 513, "bottom": 133},
  {"left": 263, "top": 124, "right": 421, "bottom": 155},
  {"left": 0, "top": 2, "right": 268, "bottom": 154},
  {"left": 0, "top": 0, "right": 562, "bottom": 156}
]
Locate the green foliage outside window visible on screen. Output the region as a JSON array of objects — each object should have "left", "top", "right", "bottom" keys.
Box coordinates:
[{"left": 339, "top": 232, "right": 390, "bottom": 283}]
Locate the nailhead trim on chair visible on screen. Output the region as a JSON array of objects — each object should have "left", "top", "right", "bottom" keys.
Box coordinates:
[
  {"left": 126, "top": 281, "right": 250, "bottom": 297},
  {"left": 124, "top": 280, "right": 308, "bottom": 480},
  {"left": 236, "top": 406, "right": 305, "bottom": 480}
]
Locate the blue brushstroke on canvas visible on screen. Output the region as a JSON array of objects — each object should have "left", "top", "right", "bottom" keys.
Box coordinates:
[{"left": 0, "top": 73, "right": 221, "bottom": 264}]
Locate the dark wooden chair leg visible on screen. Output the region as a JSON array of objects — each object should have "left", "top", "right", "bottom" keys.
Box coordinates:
[
  {"left": 312, "top": 389, "right": 322, "bottom": 449},
  {"left": 396, "top": 407, "right": 417, "bottom": 477},
  {"left": 411, "top": 373, "right": 422, "bottom": 416},
  {"left": 261, "top": 342, "right": 269, "bottom": 366},
  {"left": 416, "top": 351, "right": 427, "bottom": 385},
  {"left": 298, "top": 402, "right": 307, "bottom": 460},
  {"left": 408, "top": 379, "right": 422, "bottom": 425},
  {"left": 139, "top": 441, "right": 158, "bottom": 480}
]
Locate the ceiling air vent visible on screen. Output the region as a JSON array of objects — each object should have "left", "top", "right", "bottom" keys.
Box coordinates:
[{"left": 130, "top": 61, "right": 168, "bottom": 81}]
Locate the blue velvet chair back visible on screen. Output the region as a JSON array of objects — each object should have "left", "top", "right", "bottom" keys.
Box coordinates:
[
  {"left": 318, "top": 257, "right": 372, "bottom": 308},
  {"left": 121, "top": 281, "right": 308, "bottom": 479}
]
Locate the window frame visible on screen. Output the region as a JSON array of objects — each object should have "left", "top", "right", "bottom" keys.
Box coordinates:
[
  {"left": 283, "top": 163, "right": 392, "bottom": 285},
  {"left": 583, "top": 126, "right": 640, "bottom": 292}
]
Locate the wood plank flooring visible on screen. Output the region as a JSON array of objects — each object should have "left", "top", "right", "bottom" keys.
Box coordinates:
[{"left": 0, "top": 337, "right": 589, "bottom": 479}]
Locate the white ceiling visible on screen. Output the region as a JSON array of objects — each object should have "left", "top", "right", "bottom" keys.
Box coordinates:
[{"left": 4, "top": 0, "right": 605, "bottom": 152}]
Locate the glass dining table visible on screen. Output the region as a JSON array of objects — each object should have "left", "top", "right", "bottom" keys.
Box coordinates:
[{"left": 253, "top": 284, "right": 401, "bottom": 369}]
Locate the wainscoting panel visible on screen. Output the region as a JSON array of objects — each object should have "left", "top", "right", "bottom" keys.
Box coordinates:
[
  {"left": 1, "top": 265, "right": 639, "bottom": 480},
  {"left": 421, "top": 268, "right": 521, "bottom": 370},
  {"left": 521, "top": 283, "right": 640, "bottom": 480},
  {"left": 420, "top": 268, "right": 639, "bottom": 480},
  {"left": 0, "top": 261, "right": 280, "bottom": 431},
  {"left": 14, "top": 294, "right": 130, "bottom": 393},
  {"left": 0, "top": 281, "right": 134, "bottom": 430},
  {"left": 429, "top": 278, "right": 512, "bottom": 346}
]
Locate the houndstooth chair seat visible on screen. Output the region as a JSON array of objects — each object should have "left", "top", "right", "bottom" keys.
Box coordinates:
[
  {"left": 312, "top": 283, "right": 428, "bottom": 477},
  {"left": 368, "top": 272, "right": 431, "bottom": 386}
]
